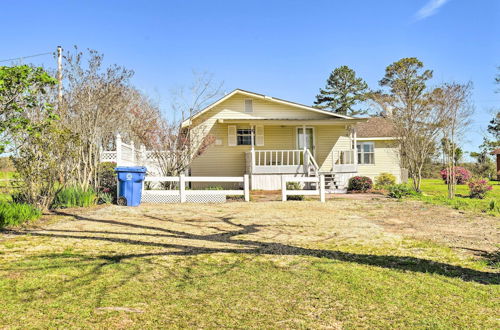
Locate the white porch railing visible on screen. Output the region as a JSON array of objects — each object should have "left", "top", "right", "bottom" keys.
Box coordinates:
[
  {"left": 332, "top": 150, "right": 358, "bottom": 173},
  {"left": 246, "top": 149, "right": 320, "bottom": 175}
]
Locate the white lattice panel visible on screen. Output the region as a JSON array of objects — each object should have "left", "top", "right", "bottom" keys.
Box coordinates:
[
  {"left": 100, "top": 151, "right": 117, "bottom": 162},
  {"left": 142, "top": 190, "right": 227, "bottom": 203}
]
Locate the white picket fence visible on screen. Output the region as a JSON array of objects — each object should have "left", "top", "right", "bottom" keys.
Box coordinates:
[
  {"left": 281, "top": 174, "right": 325, "bottom": 202},
  {"left": 142, "top": 174, "right": 250, "bottom": 203}
]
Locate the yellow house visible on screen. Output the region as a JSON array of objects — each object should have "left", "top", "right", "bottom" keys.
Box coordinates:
[{"left": 182, "top": 89, "right": 401, "bottom": 192}]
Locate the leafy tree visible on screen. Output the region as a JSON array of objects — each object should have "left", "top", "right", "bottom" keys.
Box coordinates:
[
  {"left": 313, "top": 65, "right": 369, "bottom": 116},
  {"left": 0, "top": 65, "right": 57, "bottom": 153},
  {"left": 371, "top": 57, "right": 444, "bottom": 192}
]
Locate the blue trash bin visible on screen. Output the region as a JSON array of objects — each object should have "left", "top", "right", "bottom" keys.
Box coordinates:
[{"left": 115, "top": 166, "right": 147, "bottom": 206}]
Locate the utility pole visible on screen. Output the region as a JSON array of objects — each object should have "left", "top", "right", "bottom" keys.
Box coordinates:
[{"left": 57, "top": 46, "right": 63, "bottom": 111}]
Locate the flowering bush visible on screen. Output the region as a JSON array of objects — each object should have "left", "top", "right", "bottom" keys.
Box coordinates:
[
  {"left": 347, "top": 176, "right": 373, "bottom": 192},
  {"left": 440, "top": 166, "right": 472, "bottom": 184},
  {"left": 97, "top": 162, "right": 117, "bottom": 201},
  {"left": 375, "top": 172, "right": 396, "bottom": 188},
  {"left": 468, "top": 179, "right": 493, "bottom": 199}
]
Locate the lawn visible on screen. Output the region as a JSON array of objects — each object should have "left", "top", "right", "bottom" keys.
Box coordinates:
[
  {"left": 413, "top": 179, "right": 500, "bottom": 216},
  {"left": 0, "top": 171, "right": 15, "bottom": 202},
  {"left": 0, "top": 200, "right": 498, "bottom": 328}
]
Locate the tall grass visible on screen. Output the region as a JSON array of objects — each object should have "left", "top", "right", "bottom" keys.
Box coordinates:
[
  {"left": 0, "top": 202, "right": 41, "bottom": 228},
  {"left": 52, "top": 186, "right": 97, "bottom": 209}
]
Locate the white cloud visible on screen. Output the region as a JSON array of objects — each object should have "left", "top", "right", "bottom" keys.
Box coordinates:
[{"left": 415, "top": 0, "right": 450, "bottom": 21}]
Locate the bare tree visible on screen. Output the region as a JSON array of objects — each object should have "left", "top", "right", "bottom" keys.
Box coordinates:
[
  {"left": 61, "top": 47, "right": 135, "bottom": 189},
  {"left": 148, "top": 72, "right": 224, "bottom": 178},
  {"left": 433, "top": 82, "right": 473, "bottom": 198}
]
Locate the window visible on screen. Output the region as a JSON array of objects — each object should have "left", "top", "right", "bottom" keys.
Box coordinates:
[
  {"left": 244, "top": 99, "right": 253, "bottom": 113},
  {"left": 357, "top": 142, "right": 374, "bottom": 164},
  {"left": 237, "top": 128, "right": 254, "bottom": 145}
]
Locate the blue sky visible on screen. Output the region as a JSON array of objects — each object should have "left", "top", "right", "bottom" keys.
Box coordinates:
[{"left": 1, "top": 0, "right": 498, "bottom": 155}]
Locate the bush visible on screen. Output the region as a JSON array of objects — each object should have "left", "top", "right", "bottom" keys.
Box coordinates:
[
  {"left": 96, "top": 162, "right": 117, "bottom": 199},
  {"left": 286, "top": 181, "right": 304, "bottom": 200},
  {"left": 347, "top": 176, "right": 373, "bottom": 192},
  {"left": 468, "top": 179, "right": 493, "bottom": 199},
  {"left": 98, "top": 192, "right": 113, "bottom": 204},
  {"left": 0, "top": 202, "right": 41, "bottom": 228},
  {"left": 51, "top": 186, "right": 97, "bottom": 209},
  {"left": 375, "top": 172, "right": 396, "bottom": 188},
  {"left": 388, "top": 184, "right": 415, "bottom": 199},
  {"left": 440, "top": 166, "right": 472, "bottom": 184}
]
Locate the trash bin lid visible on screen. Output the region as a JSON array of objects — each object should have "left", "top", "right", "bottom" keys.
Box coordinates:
[{"left": 114, "top": 166, "right": 147, "bottom": 173}]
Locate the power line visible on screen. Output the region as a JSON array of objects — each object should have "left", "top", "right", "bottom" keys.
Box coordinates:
[{"left": 0, "top": 51, "right": 53, "bottom": 63}]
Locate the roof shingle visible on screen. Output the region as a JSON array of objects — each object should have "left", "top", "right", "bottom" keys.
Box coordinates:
[{"left": 356, "top": 117, "right": 396, "bottom": 138}]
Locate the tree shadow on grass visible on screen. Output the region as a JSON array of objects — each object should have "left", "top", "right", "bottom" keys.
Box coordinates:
[{"left": 6, "top": 210, "right": 500, "bottom": 285}]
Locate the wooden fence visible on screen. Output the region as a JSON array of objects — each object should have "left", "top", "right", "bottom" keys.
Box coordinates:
[
  {"left": 142, "top": 174, "right": 250, "bottom": 203},
  {"left": 281, "top": 175, "right": 325, "bottom": 202}
]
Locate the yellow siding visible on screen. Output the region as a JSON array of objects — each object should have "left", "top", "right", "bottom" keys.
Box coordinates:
[
  {"left": 315, "top": 126, "right": 351, "bottom": 172},
  {"left": 357, "top": 140, "right": 401, "bottom": 183}
]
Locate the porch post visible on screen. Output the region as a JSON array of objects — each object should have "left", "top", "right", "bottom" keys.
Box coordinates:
[
  {"left": 353, "top": 126, "right": 358, "bottom": 165},
  {"left": 302, "top": 124, "right": 308, "bottom": 173},
  {"left": 251, "top": 125, "right": 255, "bottom": 173}
]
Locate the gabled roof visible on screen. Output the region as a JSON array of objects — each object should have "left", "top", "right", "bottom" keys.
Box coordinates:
[{"left": 181, "top": 89, "right": 354, "bottom": 127}]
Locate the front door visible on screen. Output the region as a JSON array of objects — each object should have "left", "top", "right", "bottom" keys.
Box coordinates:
[{"left": 297, "top": 127, "right": 315, "bottom": 155}]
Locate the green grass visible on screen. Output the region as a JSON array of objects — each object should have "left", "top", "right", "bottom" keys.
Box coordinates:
[
  {"left": 0, "top": 171, "right": 16, "bottom": 203},
  {"left": 0, "top": 202, "right": 41, "bottom": 228},
  {"left": 412, "top": 179, "right": 500, "bottom": 216},
  {"left": 0, "top": 202, "right": 498, "bottom": 328},
  {"left": 52, "top": 186, "right": 97, "bottom": 209}
]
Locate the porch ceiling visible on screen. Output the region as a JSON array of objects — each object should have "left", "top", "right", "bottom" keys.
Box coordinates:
[{"left": 217, "top": 118, "right": 367, "bottom": 126}]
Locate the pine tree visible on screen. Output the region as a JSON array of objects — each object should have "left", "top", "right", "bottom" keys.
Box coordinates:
[{"left": 313, "top": 65, "right": 369, "bottom": 116}]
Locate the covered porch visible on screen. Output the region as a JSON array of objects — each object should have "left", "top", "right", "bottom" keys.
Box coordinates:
[{"left": 218, "top": 118, "right": 361, "bottom": 176}]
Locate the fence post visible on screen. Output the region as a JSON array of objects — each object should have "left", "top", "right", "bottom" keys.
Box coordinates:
[
  {"left": 116, "top": 133, "right": 122, "bottom": 166},
  {"left": 244, "top": 174, "right": 250, "bottom": 202},
  {"left": 319, "top": 174, "right": 325, "bottom": 203},
  {"left": 130, "top": 141, "right": 135, "bottom": 164},
  {"left": 140, "top": 145, "right": 146, "bottom": 164},
  {"left": 179, "top": 174, "right": 186, "bottom": 203},
  {"left": 281, "top": 175, "right": 287, "bottom": 202}
]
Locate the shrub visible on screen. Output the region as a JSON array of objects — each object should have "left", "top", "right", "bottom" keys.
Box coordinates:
[
  {"left": 51, "top": 186, "right": 97, "bottom": 209},
  {"left": 468, "top": 179, "right": 492, "bottom": 199},
  {"left": 375, "top": 172, "right": 396, "bottom": 188},
  {"left": 0, "top": 202, "right": 41, "bottom": 228},
  {"left": 388, "top": 184, "right": 415, "bottom": 199},
  {"left": 98, "top": 192, "right": 113, "bottom": 204},
  {"left": 440, "top": 166, "right": 472, "bottom": 184},
  {"left": 96, "top": 162, "right": 117, "bottom": 199},
  {"left": 347, "top": 176, "right": 373, "bottom": 192},
  {"left": 286, "top": 181, "right": 304, "bottom": 200}
]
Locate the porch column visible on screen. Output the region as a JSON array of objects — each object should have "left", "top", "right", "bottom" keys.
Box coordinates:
[
  {"left": 302, "top": 125, "right": 307, "bottom": 152},
  {"left": 302, "top": 124, "right": 308, "bottom": 173},
  {"left": 251, "top": 125, "right": 255, "bottom": 173},
  {"left": 353, "top": 126, "right": 358, "bottom": 165}
]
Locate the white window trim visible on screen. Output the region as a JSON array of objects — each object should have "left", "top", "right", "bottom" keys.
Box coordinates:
[
  {"left": 236, "top": 127, "right": 254, "bottom": 146},
  {"left": 357, "top": 141, "right": 375, "bottom": 165},
  {"left": 295, "top": 126, "right": 316, "bottom": 156}
]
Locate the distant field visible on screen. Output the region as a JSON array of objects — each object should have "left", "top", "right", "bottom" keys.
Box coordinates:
[
  {"left": 413, "top": 179, "right": 500, "bottom": 216},
  {"left": 0, "top": 171, "right": 16, "bottom": 202}
]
